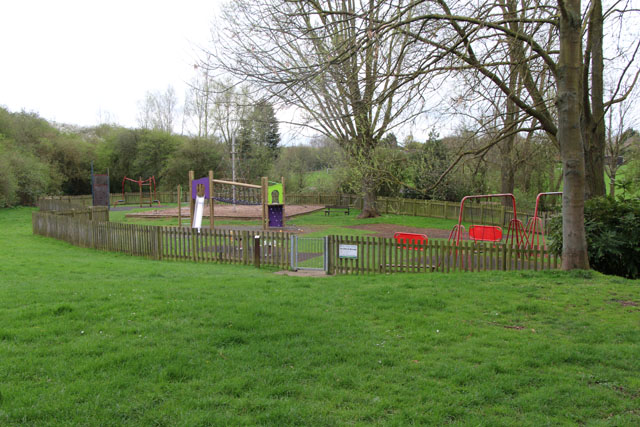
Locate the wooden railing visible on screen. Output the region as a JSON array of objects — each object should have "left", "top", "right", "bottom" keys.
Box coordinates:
[
  {"left": 327, "top": 235, "right": 560, "bottom": 274},
  {"left": 37, "top": 196, "right": 92, "bottom": 211},
  {"left": 34, "top": 205, "right": 110, "bottom": 222},
  {"left": 32, "top": 210, "right": 290, "bottom": 269}
]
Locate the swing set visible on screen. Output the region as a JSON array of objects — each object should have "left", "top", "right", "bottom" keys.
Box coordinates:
[
  {"left": 448, "top": 193, "right": 528, "bottom": 247},
  {"left": 114, "top": 176, "right": 160, "bottom": 207},
  {"left": 525, "top": 192, "right": 562, "bottom": 250}
]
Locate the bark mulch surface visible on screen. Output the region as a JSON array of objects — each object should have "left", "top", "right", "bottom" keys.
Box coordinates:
[
  {"left": 346, "top": 223, "right": 471, "bottom": 240},
  {"left": 125, "top": 204, "right": 325, "bottom": 219}
]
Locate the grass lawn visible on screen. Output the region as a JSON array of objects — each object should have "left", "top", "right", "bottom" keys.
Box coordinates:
[{"left": 2, "top": 207, "right": 639, "bottom": 425}]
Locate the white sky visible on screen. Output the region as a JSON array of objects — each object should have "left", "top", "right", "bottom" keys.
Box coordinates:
[
  {"left": 2, "top": 1, "right": 635, "bottom": 142},
  {"left": 0, "top": 0, "right": 438, "bottom": 143},
  {"left": 0, "top": 0, "right": 220, "bottom": 129}
]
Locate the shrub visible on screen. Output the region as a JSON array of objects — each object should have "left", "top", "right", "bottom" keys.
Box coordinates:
[{"left": 548, "top": 197, "right": 640, "bottom": 279}]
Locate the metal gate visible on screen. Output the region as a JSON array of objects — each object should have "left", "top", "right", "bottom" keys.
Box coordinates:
[{"left": 290, "top": 236, "right": 328, "bottom": 272}]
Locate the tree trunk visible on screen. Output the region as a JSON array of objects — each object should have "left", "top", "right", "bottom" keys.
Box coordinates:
[
  {"left": 583, "top": 0, "right": 606, "bottom": 199},
  {"left": 557, "top": 0, "right": 589, "bottom": 270},
  {"left": 499, "top": 137, "right": 516, "bottom": 203},
  {"left": 609, "top": 173, "right": 616, "bottom": 198},
  {"left": 358, "top": 173, "right": 379, "bottom": 218}
]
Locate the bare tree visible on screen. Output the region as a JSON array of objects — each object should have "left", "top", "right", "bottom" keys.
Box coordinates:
[
  {"left": 137, "top": 86, "right": 178, "bottom": 133},
  {"left": 184, "top": 66, "right": 213, "bottom": 138},
  {"left": 205, "top": 0, "right": 434, "bottom": 217},
  {"left": 605, "top": 93, "right": 637, "bottom": 197},
  {"left": 208, "top": 79, "right": 251, "bottom": 151}
]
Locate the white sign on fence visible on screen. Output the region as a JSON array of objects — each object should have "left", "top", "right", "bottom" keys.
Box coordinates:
[{"left": 339, "top": 244, "right": 358, "bottom": 259}]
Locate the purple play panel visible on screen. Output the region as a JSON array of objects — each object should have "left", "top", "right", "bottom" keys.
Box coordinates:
[
  {"left": 269, "top": 204, "right": 284, "bottom": 227},
  {"left": 191, "top": 177, "right": 210, "bottom": 199}
]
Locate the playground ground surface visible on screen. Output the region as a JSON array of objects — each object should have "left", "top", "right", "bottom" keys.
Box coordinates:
[
  {"left": 124, "top": 203, "right": 325, "bottom": 220},
  {"left": 2, "top": 207, "right": 639, "bottom": 425},
  {"left": 112, "top": 203, "right": 474, "bottom": 240}
]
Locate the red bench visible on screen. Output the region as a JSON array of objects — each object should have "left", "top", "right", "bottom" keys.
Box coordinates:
[
  {"left": 468, "top": 225, "right": 503, "bottom": 242},
  {"left": 394, "top": 232, "right": 428, "bottom": 250}
]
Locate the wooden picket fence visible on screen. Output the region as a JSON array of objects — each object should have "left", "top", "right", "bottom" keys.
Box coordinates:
[
  {"left": 34, "top": 205, "right": 110, "bottom": 222},
  {"left": 32, "top": 195, "right": 560, "bottom": 275},
  {"left": 32, "top": 211, "right": 290, "bottom": 269},
  {"left": 37, "top": 196, "right": 93, "bottom": 211},
  {"left": 327, "top": 235, "right": 560, "bottom": 275}
]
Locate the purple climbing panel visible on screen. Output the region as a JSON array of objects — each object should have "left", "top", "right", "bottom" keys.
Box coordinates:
[
  {"left": 191, "top": 177, "right": 210, "bottom": 199},
  {"left": 268, "top": 204, "right": 283, "bottom": 227}
]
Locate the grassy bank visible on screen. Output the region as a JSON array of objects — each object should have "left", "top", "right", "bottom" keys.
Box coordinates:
[{"left": 1, "top": 207, "right": 639, "bottom": 425}]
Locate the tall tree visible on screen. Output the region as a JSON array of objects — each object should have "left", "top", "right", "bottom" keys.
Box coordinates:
[
  {"left": 249, "top": 99, "right": 280, "bottom": 156},
  {"left": 206, "top": 0, "right": 429, "bottom": 217},
  {"left": 557, "top": 0, "right": 590, "bottom": 269}
]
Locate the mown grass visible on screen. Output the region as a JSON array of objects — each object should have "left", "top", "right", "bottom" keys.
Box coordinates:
[{"left": 2, "top": 207, "right": 639, "bottom": 425}]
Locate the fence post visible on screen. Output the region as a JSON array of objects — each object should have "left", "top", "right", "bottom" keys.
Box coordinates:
[
  {"left": 241, "top": 231, "right": 249, "bottom": 264},
  {"left": 254, "top": 235, "right": 261, "bottom": 268},
  {"left": 326, "top": 236, "right": 333, "bottom": 275},
  {"left": 502, "top": 244, "right": 507, "bottom": 270},
  {"left": 155, "top": 227, "right": 162, "bottom": 260},
  {"left": 290, "top": 235, "right": 296, "bottom": 271}
]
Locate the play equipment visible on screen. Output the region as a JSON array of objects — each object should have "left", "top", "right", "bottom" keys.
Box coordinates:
[
  {"left": 525, "top": 192, "right": 562, "bottom": 250},
  {"left": 394, "top": 232, "right": 428, "bottom": 250},
  {"left": 448, "top": 193, "right": 527, "bottom": 247},
  {"left": 468, "top": 225, "right": 502, "bottom": 242},
  {"left": 192, "top": 193, "right": 206, "bottom": 230},
  {"left": 90, "top": 163, "right": 110, "bottom": 208},
  {"left": 114, "top": 176, "right": 159, "bottom": 207},
  {"left": 188, "top": 171, "right": 286, "bottom": 230}
]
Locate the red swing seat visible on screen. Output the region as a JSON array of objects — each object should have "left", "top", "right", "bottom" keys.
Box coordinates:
[
  {"left": 468, "top": 225, "right": 503, "bottom": 242},
  {"left": 394, "top": 232, "right": 428, "bottom": 250}
]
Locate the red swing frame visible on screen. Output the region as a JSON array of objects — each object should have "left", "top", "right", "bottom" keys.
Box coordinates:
[
  {"left": 114, "top": 176, "right": 159, "bottom": 207},
  {"left": 448, "top": 193, "right": 527, "bottom": 247},
  {"left": 525, "top": 192, "right": 562, "bottom": 250}
]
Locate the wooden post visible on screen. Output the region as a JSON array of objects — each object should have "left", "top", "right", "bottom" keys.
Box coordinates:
[
  {"left": 177, "top": 185, "right": 182, "bottom": 228},
  {"left": 209, "top": 170, "right": 214, "bottom": 229},
  {"left": 155, "top": 226, "right": 162, "bottom": 260},
  {"left": 261, "top": 177, "right": 268, "bottom": 230},
  {"left": 281, "top": 176, "right": 286, "bottom": 228},
  {"left": 188, "top": 170, "right": 195, "bottom": 227},
  {"left": 254, "top": 235, "right": 261, "bottom": 268}
]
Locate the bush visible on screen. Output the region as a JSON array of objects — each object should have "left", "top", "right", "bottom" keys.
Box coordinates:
[{"left": 548, "top": 197, "right": 640, "bottom": 278}]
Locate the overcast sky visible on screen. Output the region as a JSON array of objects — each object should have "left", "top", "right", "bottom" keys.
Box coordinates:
[
  {"left": 2, "top": 1, "right": 636, "bottom": 142},
  {"left": 0, "top": 0, "right": 220, "bottom": 129}
]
